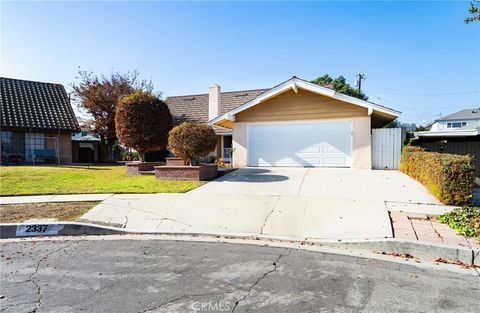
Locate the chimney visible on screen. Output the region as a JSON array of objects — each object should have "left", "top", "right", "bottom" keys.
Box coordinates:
[{"left": 208, "top": 84, "right": 220, "bottom": 121}]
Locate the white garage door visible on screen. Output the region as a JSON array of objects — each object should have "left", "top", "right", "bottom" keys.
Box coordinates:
[{"left": 248, "top": 121, "right": 352, "bottom": 167}]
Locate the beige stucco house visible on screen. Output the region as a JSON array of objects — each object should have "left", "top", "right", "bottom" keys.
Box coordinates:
[{"left": 166, "top": 76, "right": 400, "bottom": 169}]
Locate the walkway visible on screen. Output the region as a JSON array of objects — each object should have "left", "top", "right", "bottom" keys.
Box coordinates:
[{"left": 0, "top": 194, "right": 113, "bottom": 205}]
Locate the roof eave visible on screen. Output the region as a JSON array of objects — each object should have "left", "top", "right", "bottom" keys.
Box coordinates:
[
  {"left": 415, "top": 129, "right": 480, "bottom": 138},
  {"left": 209, "top": 77, "right": 401, "bottom": 126}
]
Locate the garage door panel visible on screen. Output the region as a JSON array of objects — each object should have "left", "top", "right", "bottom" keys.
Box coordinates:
[
  {"left": 298, "top": 146, "right": 321, "bottom": 153},
  {"left": 323, "top": 156, "right": 349, "bottom": 166},
  {"left": 248, "top": 121, "right": 352, "bottom": 167}
]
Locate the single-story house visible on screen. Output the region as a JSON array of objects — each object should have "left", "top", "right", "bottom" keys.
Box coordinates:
[
  {"left": 0, "top": 77, "right": 79, "bottom": 165},
  {"left": 166, "top": 86, "right": 267, "bottom": 163},
  {"left": 166, "top": 76, "right": 401, "bottom": 169},
  {"left": 71, "top": 119, "right": 101, "bottom": 163}
]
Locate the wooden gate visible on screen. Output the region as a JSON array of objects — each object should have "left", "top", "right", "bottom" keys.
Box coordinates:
[{"left": 372, "top": 128, "right": 402, "bottom": 170}]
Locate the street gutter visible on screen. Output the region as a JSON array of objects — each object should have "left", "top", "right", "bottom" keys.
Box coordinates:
[{"left": 1, "top": 222, "right": 478, "bottom": 269}]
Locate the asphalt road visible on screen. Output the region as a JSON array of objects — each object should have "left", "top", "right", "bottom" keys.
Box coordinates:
[{"left": 0, "top": 238, "right": 478, "bottom": 313}]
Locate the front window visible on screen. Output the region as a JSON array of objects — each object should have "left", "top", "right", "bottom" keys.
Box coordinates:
[
  {"left": 1, "top": 131, "right": 26, "bottom": 164},
  {"left": 25, "top": 133, "right": 45, "bottom": 163},
  {"left": 447, "top": 122, "right": 467, "bottom": 128}
]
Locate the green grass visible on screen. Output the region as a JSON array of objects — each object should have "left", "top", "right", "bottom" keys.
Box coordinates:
[{"left": 0, "top": 165, "right": 205, "bottom": 196}]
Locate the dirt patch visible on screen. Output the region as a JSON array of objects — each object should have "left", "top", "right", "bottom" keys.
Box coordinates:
[{"left": 0, "top": 202, "right": 98, "bottom": 223}]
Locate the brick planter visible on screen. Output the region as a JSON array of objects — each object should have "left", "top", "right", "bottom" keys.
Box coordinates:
[
  {"left": 165, "top": 157, "right": 187, "bottom": 166},
  {"left": 126, "top": 161, "right": 166, "bottom": 176},
  {"left": 154, "top": 164, "right": 218, "bottom": 181}
]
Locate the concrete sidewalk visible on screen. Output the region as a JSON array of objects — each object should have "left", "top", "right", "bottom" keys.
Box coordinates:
[
  {"left": 0, "top": 193, "right": 114, "bottom": 205},
  {"left": 80, "top": 193, "right": 393, "bottom": 241}
]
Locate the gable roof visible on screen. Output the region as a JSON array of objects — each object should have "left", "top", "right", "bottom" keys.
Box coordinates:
[
  {"left": 165, "top": 88, "right": 268, "bottom": 124},
  {"left": 438, "top": 108, "right": 480, "bottom": 121},
  {"left": 1, "top": 77, "right": 78, "bottom": 131},
  {"left": 210, "top": 77, "right": 401, "bottom": 127}
]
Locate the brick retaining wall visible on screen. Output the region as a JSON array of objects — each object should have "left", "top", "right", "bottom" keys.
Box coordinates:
[
  {"left": 126, "top": 162, "right": 166, "bottom": 176},
  {"left": 154, "top": 164, "right": 218, "bottom": 181}
]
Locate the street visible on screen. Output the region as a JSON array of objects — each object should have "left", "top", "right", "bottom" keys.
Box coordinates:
[{"left": 1, "top": 238, "right": 478, "bottom": 313}]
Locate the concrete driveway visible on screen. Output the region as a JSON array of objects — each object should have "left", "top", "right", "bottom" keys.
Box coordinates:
[
  {"left": 191, "top": 167, "right": 440, "bottom": 203},
  {"left": 82, "top": 168, "right": 446, "bottom": 241}
]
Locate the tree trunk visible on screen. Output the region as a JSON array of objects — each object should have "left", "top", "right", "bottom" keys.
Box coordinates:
[
  {"left": 107, "top": 143, "right": 114, "bottom": 163},
  {"left": 139, "top": 151, "right": 145, "bottom": 163}
]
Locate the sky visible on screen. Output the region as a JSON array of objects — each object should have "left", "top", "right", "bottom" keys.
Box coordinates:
[{"left": 1, "top": 0, "right": 479, "bottom": 125}]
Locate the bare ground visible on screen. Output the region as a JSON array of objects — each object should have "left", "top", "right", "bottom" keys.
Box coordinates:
[{"left": 0, "top": 202, "right": 98, "bottom": 223}]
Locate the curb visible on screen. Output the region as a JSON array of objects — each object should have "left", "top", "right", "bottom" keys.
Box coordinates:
[
  {"left": 0, "top": 222, "right": 128, "bottom": 239},
  {"left": 1, "top": 222, "right": 478, "bottom": 266},
  {"left": 322, "top": 239, "right": 479, "bottom": 267}
]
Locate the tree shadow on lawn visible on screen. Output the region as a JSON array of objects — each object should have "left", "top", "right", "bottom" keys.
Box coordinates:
[{"left": 49, "top": 165, "right": 115, "bottom": 170}]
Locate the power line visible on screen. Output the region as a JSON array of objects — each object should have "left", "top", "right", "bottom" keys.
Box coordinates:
[
  {"left": 364, "top": 90, "right": 479, "bottom": 96},
  {"left": 368, "top": 93, "right": 437, "bottom": 116}
]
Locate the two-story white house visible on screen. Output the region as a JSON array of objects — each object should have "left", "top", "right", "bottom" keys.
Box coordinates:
[
  {"left": 427, "top": 108, "right": 480, "bottom": 133},
  {"left": 414, "top": 108, "right": 480, "bottom": 178}
]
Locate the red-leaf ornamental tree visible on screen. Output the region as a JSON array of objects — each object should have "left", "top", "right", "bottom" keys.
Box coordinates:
[
  {"left": 168, "top": 122, "right": 217, "bottom": 166},
  {"left": 115, "top": 91, "right": 173, "bottom": 162},
  {"left": 72, "top": 70, "right": 154, "bottom": 161}
]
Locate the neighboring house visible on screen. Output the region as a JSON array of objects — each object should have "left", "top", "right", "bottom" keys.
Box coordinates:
[
  {"left": 167, "top": 76, "right": 401, "bottom": 169},
  {"left": 426, "top": 108, "right": 480, "bottom": 132},
  {"left": 0, "top": 77, "right": 79, "bottom": 165},
  {"left": 415, "top": 108, "right": 480, "bottom": 177},
  {"left": 71, "top": 119, "right": 101, "bottom": 163}
]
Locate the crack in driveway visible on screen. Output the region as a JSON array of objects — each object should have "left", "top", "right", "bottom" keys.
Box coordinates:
[
  {"left": 296, "top": 168, "right": 310, "bottom": 197},
  {"left": 260, "top": 197, "right": 281, "bottom": 234}
]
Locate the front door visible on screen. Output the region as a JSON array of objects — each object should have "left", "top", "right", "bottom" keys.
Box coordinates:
[{"left": 222, "top": 135, "right": 232, "bottom": 162}]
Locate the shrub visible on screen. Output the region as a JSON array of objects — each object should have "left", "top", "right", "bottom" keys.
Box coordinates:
[
  {"left": 168, "top": 122, "right": 217, "bottom": 166},
  {"left": 115, "top": 91, "right": 173, "bottom": 162},
  {"left": 400, "top": 146, "right": 475, "bottom": 205},
  {"left": 437, "top": 207, "right": 480, "bottom": 239}
]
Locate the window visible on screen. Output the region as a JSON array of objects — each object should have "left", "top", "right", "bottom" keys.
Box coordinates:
[
  {"left": 1, "top": 131, "right": 11, "bottom": 144},
  {"left": 1, "top": 131, "right": 25, "bottom": 164},
  {"left": 447, "top": 122, "right": 467, "bottom": 128},
  {"left": 25, "top": 133, "right": 45, "bottom": 162}
]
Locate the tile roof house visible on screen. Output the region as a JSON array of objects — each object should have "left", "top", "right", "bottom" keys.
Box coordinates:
[
  {"left": 1, "top": 77, "right": 79, "bottom": 164},
  {"left": 166, "top": 77, "right": 401, "bottom": 168}
]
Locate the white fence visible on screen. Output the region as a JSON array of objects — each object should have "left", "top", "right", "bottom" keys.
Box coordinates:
[{"left": 372, "top": 128, "right": 402, "bottom": 170}]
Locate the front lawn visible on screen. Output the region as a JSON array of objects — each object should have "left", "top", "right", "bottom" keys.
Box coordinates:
[
  {"left": 0, "top": 165, "right": 205, "bottom": 196},
  {"left": 0, "top": 202, "right": 97, "bottom": 223}
]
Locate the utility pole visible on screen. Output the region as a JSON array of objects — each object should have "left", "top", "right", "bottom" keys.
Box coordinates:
[{"left": 355, "top": 74, "right": 366, "bottom": 92}]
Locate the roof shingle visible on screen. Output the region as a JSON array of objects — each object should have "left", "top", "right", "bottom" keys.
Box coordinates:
[
  {"left": 165, "top": 88, "right": 268, "bottom": 124},
  {"left": 1, "top": 77, "right": 78, "bottom": 131},
  {"left": 439, "top": 108, "right": 480, "bottom": 121}
]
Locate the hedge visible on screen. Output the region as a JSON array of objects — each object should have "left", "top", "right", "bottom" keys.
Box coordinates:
[{"left": 400, "top": 146, "right": 475, "bottom": 205}]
